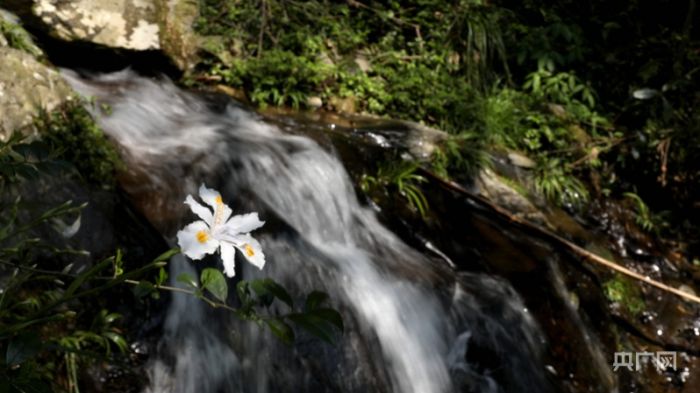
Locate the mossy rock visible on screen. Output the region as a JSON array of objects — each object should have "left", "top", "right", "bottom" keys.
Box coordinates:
[
  {"left": 0, "top": 11, "right": 43, "bottom": 57},
  {"left": 156, "top": 0, "right": 200, "bottom": 71},
  {"left": 0, "top": 46, "right": 73, "bottom": 139},
  {"left": 603, "top": 274, "right": 646, "bottom": 315}
]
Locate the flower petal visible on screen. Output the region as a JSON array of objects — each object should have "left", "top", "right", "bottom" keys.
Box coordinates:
[
  {"left": 217, "top": 203, "right": 233, "bottom": 226},
  {"left": 225, "top": 212, "right": 265, "bottom": 234},
  {"left": 220, "top": 242, "right": 236, "bottom": 277},
  {"left": 176, "top": 221, "right": 219, "bottom": 260},
  {"left": 199, "top": 184, "right": 222, "bottom": 210},
  {"left": 185, "top": 195, "right": 213, "bottom": 225},
  {"left": 233, "top": 234, "right": 266, "bottom": 270},
  {"left": 199, "top": 184, "right": 233, "bottom": 227}
]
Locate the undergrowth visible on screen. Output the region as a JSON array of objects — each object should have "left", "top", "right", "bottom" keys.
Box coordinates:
[
  {"left": 190, "top": 0, "right": 700, "bottom": 229},
  {"left": 190, "top": 0, "right": 616, "bottom": 208},
  {"left": 34, "top": 101, "right": 122, "bottom": 188}
]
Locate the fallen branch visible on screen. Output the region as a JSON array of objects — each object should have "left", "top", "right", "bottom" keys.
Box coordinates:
[{"left": 418, "top": 168, "right": 700, "bottom": 305}]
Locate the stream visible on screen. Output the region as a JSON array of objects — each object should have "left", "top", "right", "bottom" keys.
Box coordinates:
[{"left": 59, "top": 69, "right": 698, "bottom": 393}]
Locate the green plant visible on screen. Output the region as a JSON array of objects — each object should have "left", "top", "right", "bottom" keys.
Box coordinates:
[
  {"left": 534, "top": 158, "right": 589, "bottom": 207},
  {"left": 0, "top": 133, "right": 67, "bottom": 187},
  {"left": 0, "top": 17, "right": 42, "bottom": 58},
  {"left": 213, "top": 50, "right": 331, "bottom": 108},
  {"left": 431, "top": 133, "right": 490, "bottom": 179},
  {"left": 361, "top": 161, "right": 429, "bottom": 218},
  {"left": 134, "top": 267, "right": 343, "bottom": 346},
  {"left": 0, "top": 133, "right": 140, "bottom": 391},
  {"left": 0, "top": 132, "right": 344, "bottom": 391},
  {"left": 35, "top": 102, "right": 122, "bottom": 187},
  {"left": 623, "top": 192, "right": 669, "bottom": 234}
]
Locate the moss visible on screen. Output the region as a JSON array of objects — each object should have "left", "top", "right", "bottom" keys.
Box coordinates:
[
  {"left": 497, "top": 174, "right": 530, "bottom": 198},
  {"left": 603, "top": 275, "right": 646, "bottom": 315},
  {"left": 0, "top": 17, "right": 43, "bottom": 58},
  {"left": 35, "top": 101, "right": 122, "bottom": 188}
]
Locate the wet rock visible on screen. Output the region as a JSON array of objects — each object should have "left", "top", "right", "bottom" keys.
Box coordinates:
[
  {"left": 215, "top": 84, "right": 247, "bottom": 102},
  {"left": 507, "top": 151, "right": 536, "bottom": 169},
  {"left": 199, "top": 35, "right": 238, "bottom": 66},
  {"left": 32, "top": 0, "right": 160, "bottom": 50},
  {"left": 155, "top": 0, "right": 200, "bottom": 71},
  {"left": 399, "top": 120, "right": 448, "bottom": 161},
  {"left": 0, "top": 46, "right": 73, "bottom": 139},
  {"left": 306, "top": 96, "right": 323, "bottom": 109}
]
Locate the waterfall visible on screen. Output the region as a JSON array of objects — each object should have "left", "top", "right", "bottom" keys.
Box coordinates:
[{"left": 62, "top": 69, "right": 554, "bottom": 393}]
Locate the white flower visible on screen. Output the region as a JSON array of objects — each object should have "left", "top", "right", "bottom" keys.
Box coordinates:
[{"left": 176, "top": 184, "right": 266, "bottom": 277}]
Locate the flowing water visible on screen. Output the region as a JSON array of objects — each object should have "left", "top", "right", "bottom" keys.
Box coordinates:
[{"left": 61, "top": 70, "right": 583, "bottom": 393}]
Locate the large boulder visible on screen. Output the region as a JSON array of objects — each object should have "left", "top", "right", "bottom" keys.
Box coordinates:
[
  {"left": 33, "top": 0, "right": 161, "bottom": 51},
  {"left": 0, "top": 45, "right": 73, "bottom": 139},
  {"left": 155, "top": 0, "right": 200, "bottom": 71},
  {"left": 30, "top": 0, "right": 200, "bottom": 70}
]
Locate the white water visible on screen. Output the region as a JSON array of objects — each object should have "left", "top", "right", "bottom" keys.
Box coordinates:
[{"left": 63, "top": 70, "right": 553, "bottom": 393}]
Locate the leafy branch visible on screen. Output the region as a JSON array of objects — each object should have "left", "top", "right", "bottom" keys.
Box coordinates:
[{"left": 131, "top": 267, "right": 343, "bottom": 345}]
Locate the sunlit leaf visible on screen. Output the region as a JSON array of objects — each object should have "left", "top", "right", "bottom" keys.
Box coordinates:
[
  {"left": 156, "top": 267, "right": 168, "bottom": 286},
  {"left": 103, "top": 332, "right": 128, "bottom": 353}
]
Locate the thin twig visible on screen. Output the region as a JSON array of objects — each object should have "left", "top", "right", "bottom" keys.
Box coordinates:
[
  {"left": 419, "top": 168, "right": 700, "bottom": 305},
  {"left": 122, "top": 279, "right": 238, "bottom": 313},
  {"left": 258, "top": 0, "right": 267, "bottom": 58},
  {"left": 0, "top": 259, "right": 77, "bottom": 278}
]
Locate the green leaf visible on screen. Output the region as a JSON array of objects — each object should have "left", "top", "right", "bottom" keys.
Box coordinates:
[
  {"left": 305, "top": 291, "right": 329, "bottom": 311},
  {"left": 65, "top": 257, "right": 114, "bottom": 297},
  {"left": 287, "top": 313, "right": 336, "bottom": 344},
  {"left": 156, "top": 267, "right": 168, "bottom": 286},
  {"left": 236, "top": 280, "right": 250, "bottom": 302},
  {"left": 265, "top": 318, "right": 295, "bottom": 345},
  {"left": 6, "top": 334, "right": 41, "bottom": 365},
  {"left": 177, "top": 273, "right": 198, "bottom": 289},
  {"left": 103, "top": 332, "right": 128, "bottom": 353},
  {"left": 99, "top": 311, "right": 121, "bottom": 325},
  {"left": 308, "top": 308, "right": 344, "bottom": 332},
  {"left": 132, "top": 280, "right": 155, "bottom": 299},
  {"left": 153, "top": 248, "right": 180, "bottom": 264},
  {"left": 249, "top": 279, "right": 274, "bottom": 307},
  {"left": 200, "top": 268, "right": 228, "bottom": 302},
  {"left": 250, "top": 279, "right": 293, "bottom": 308}
]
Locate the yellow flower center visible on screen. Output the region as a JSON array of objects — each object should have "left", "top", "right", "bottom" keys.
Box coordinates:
[
  {"left": 244, "top": 244, "right": 255, "bottom": 257},
  {"left": 196, "top": 230, "right": 209, "bottom": 244},
  {"left": 213, "top": 194, "right": 225, "bottom": 226}
]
